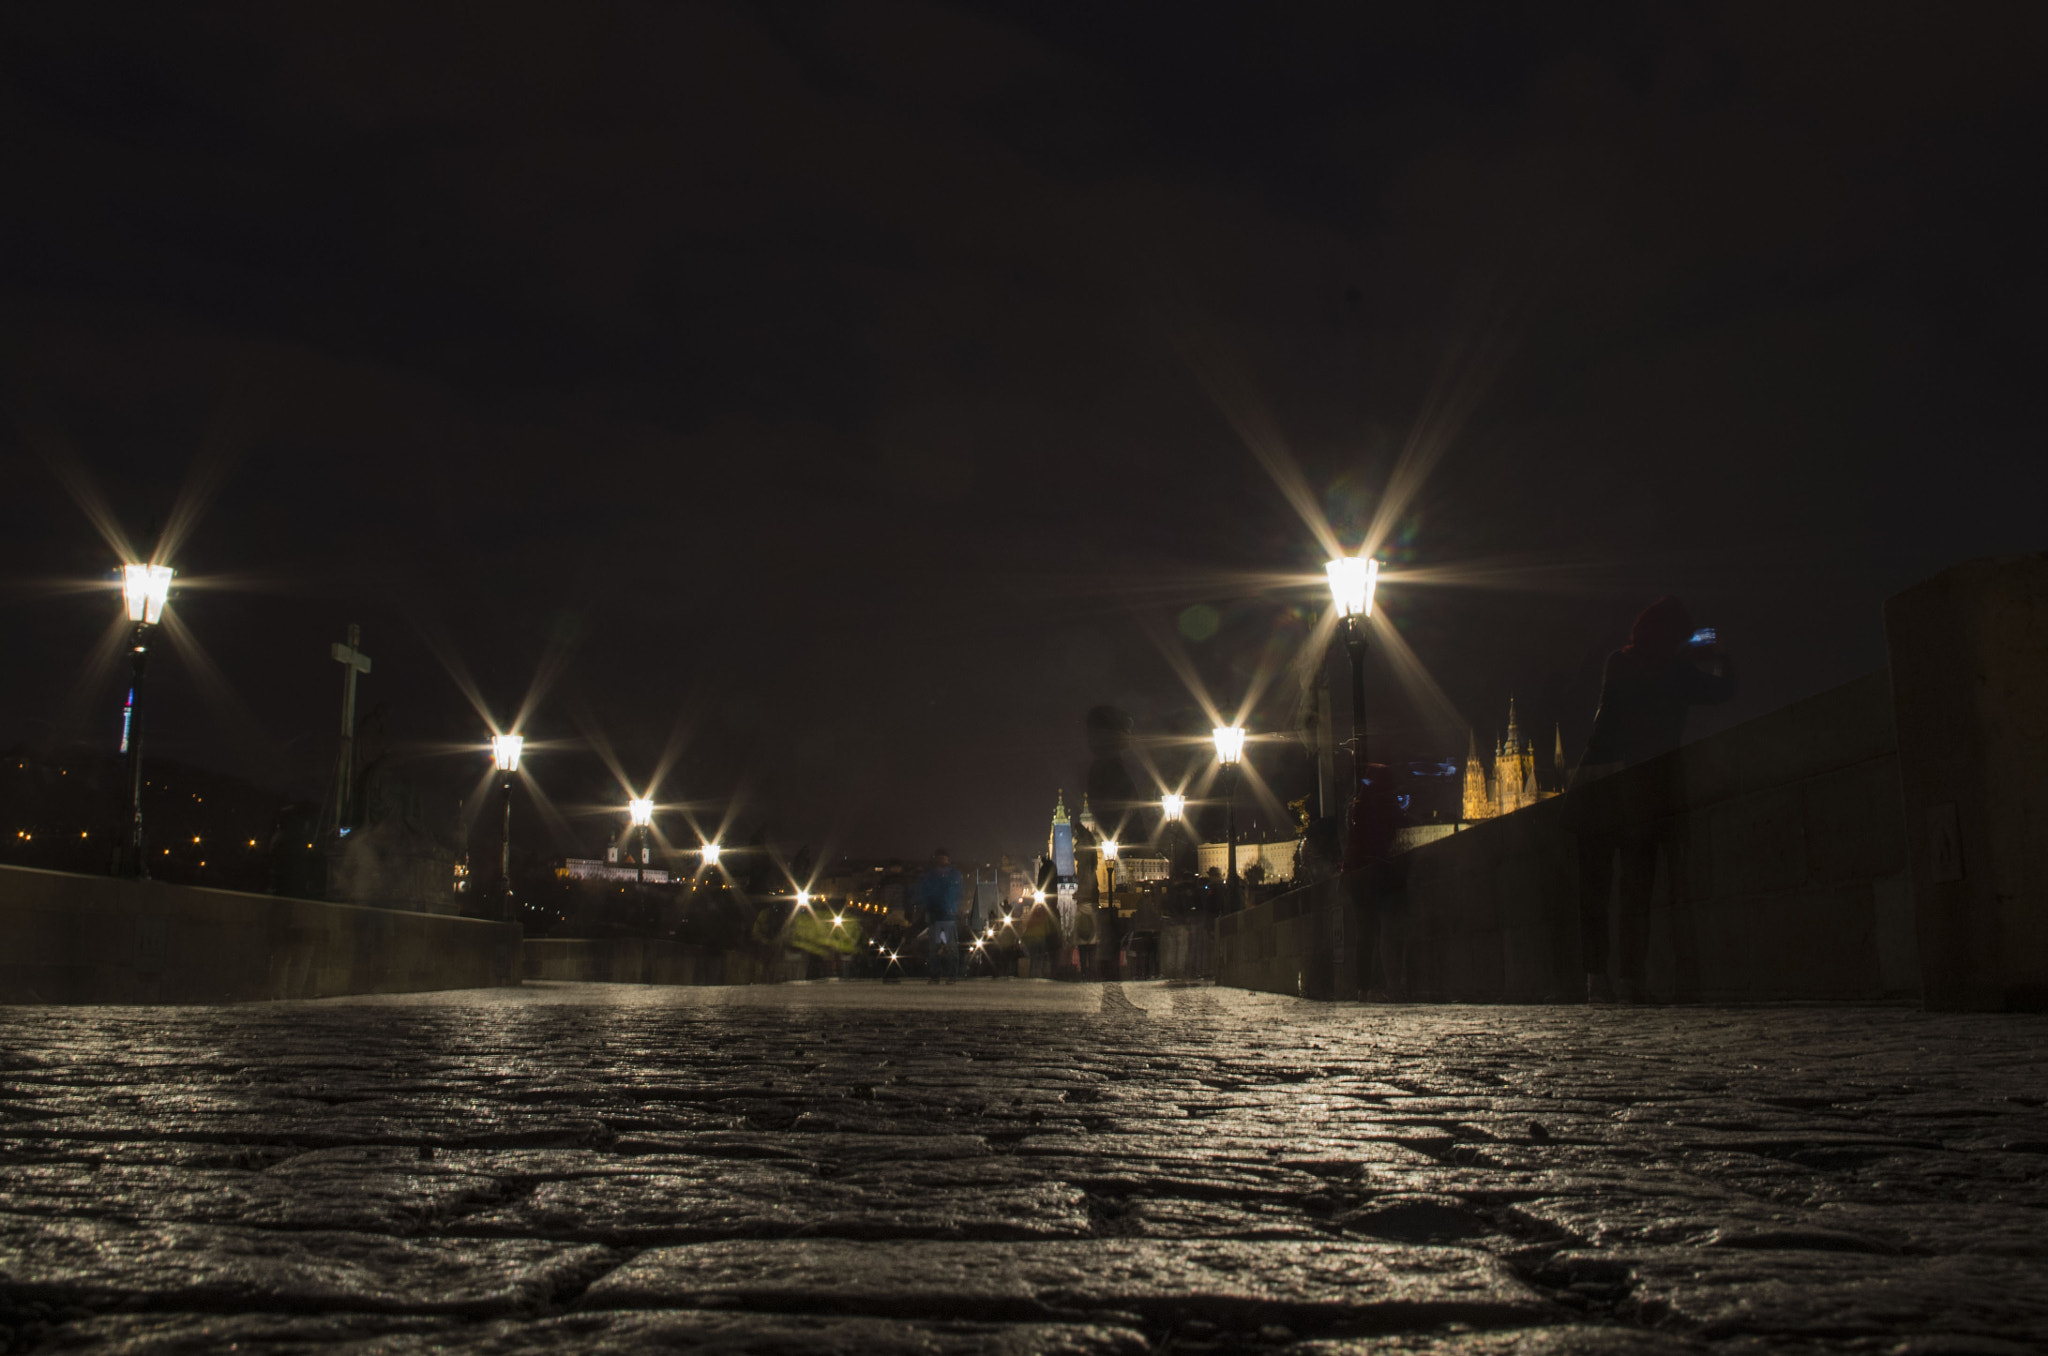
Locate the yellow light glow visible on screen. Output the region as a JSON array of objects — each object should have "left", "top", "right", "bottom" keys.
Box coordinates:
[
  {"left": 1325, "top": 554, "right": 1380, "bottom": 619},
  {"left": 701, "top": 842, "right": 722, "bottom": 865},
  {"left": 1161, "top": 793, "right": 1185, "bottom": 820},
  {"left": 1101, "top": 839, "right": 1118, "bottom": 861},
  {"left": 121, "top": 563, "right": 174, "bottom": 624},
  {"left": 628, "top": 797, "right": 653, "bottom": 827},
  {"left": 490, "top": 733, "right": 524, "bottom": 772},
  {"left": 1212, "top": 725, "right": 1247, "bottom": 766},
  {"left": 796, "top": 889, "right": 811, "bottom": 908}
]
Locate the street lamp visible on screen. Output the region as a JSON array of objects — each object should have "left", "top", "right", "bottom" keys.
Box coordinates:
[
  {"left": 1325, "top": 554, "right": 1381, "bottom": 792},
  {"left": 1212, "top": 725, "right": 1246, "bottom": 909},
  {"left": 491, "top": 734, "right": 523, "bottom": 922},
  {"left": 627, "top": 797, "right": 653, "bottom": 885},
  {"left": 700, "top": 840, "right": 722, "bottom": 867},
  {"left": 115, "top": 563, "right": 174, "bottom": 877},
  {"left": 1098, "top": 837, "right": 1121, "bottom": 980},
  {"left": 1160, "top": 792, "right": 1185, "bottom": 821}
]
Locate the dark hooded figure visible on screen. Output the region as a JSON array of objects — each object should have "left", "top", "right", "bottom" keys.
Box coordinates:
[
  {"left": 1573, "top": 596, "right": 1735, "bottom": 1003},
  {"left": 1581, "top": 597, "right": 1735, "bottom": 769},
  {"left": 1084, "top": 706, "right": 1139, "bottom": 981}
]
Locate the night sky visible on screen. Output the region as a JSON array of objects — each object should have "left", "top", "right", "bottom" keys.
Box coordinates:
[{"left": 3, "top": 2, "right": 2044, "bottom": 867}]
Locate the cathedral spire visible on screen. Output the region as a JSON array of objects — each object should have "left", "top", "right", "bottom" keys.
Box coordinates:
[
  {"left": 1462, "top": 728, "right": 1492, "bottom": 822},
  {"left": 1051, "top": 790, "right": 1069, "bottom": 826}
]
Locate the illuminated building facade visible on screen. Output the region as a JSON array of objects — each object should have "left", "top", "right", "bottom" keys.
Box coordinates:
[{"left": 1461, "top": 698, "right": 1565, "bottom": 821}]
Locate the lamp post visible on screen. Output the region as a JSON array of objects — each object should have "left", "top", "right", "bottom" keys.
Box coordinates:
[
  {"left": 116, "top": 563, "right": 173, "bottom": 878},
  {"left": 628, "top": 797, "right": 653, "bottom": 885},
  {"left": 1099, "top": 837, "right": 1121, "bottom": 981},
  {"left": 1212, "top": 725, "right": 1246, "bottom": 909},
  {"left": 1325, "top": 554, "right": 1381, "bottom": 795},
  {"left": 490, "top": 734, "right": 523, "bottom": 921}
]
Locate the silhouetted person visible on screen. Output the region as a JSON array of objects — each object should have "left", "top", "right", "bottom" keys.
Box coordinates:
[
  {"left": 1573, "top": 596, "right": 1735, "bottom": 1003},
  {"left": 915, "top": 848, "right": 964, "bottom": 983},
  {"left": 1341, "top": 764, "right": 1408, "bottom": 871}
]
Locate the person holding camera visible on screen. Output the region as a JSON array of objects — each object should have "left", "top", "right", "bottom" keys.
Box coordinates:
[{"left": 1572, "top": 596, "right": 1735, "bottom": 1003}]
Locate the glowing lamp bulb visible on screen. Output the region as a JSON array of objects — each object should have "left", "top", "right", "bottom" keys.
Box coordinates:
[
  {"left": 122, "top": 563, "right": 174, "bottom": 624},
  {"left": 628, "top": 797, "right": 653, "bottom": 827},
  {"left": 1101, "top": 839, "right": 1118, "bottom": 861},
  {"left": 1032, "top": 889, "right": 1045, "bottom": 906},
  {"left": 491, "top": 734, "right": 524, "bottom": 772},
  {"left": 1161, "top": 793, "right": 1185, "bottom": 821},
  {"left": 796, "top": 889, "right": 811, "bottom": 908},
  {"left": 700, "top": 841, "right": 721, "bottom": 865},
  {"left": 1212, "top": 725, "right": 1247, "bottom": 766},
  {"left": 1325, "top": 554, "right": 1380, "bottom": 619}
]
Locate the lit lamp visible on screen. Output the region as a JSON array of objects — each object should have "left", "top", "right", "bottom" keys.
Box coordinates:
[
  {"left": 1213, "top": 725, "right": 1247, "bottom": 908},
  {"left": 1325, "top": 554, "right": 1381, "bottom": 789},
  {"left": 796, "top": 888, "right": 811, "bottom": 909},
  {"left": 115, "top": 562, "right": 174, "bottom": 877},
  {"left": 628, "top": 797, "right": 654, "bottom": 885},
  {"left": 490, "top": 734, "right": 523, "bottom": 921},
  {"left": 1160, "top": 793, "right": 1185, "bottom": 821},
  {"left": 700, "top": 841, "right": 722, "bottom": 867}
]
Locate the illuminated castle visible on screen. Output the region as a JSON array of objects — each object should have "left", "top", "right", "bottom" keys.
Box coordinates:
[{"left": 1461, "top": 698, "right": 1566, "bottom": 821}]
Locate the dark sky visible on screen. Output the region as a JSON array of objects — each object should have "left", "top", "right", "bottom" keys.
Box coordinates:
[{"left": 3, "top": 1, "right": 2044, "bottom": 866}]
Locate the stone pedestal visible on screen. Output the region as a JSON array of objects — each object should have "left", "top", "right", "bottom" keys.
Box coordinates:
[{"left": 1885, "top": 552, "right": 2048, "bottom": 1010}]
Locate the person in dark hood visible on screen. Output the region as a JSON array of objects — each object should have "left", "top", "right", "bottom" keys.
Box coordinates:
[
  {"left": 1581, "top": 597, "right": 1736, "bottom": 771},
  {"left": 1573, "top": 597, "right": 1735, "bottom": 1003}
]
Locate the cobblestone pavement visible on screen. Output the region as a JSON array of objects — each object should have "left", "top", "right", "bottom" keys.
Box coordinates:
[{"left": 3, "top": 980, "right": 2046, "bottom": 1354}]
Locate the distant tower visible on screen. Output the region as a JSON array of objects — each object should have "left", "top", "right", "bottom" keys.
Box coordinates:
[
  {"left": 1048, "top": 790, "right": 1078, "bottom": 933},
  {"left": 1553, "top": 723, "right": 1568, "bottom": 787},
  {"left": 1462, "top": 730, "right": 1493, "bottom": 822},
  {"left": 1501, "top": 698, "right": 1538, "bottom": 814}
]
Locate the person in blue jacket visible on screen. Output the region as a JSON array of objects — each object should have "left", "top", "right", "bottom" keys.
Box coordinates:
[{"left": 915, "top": 848, "right": 965, "bottom": 983}]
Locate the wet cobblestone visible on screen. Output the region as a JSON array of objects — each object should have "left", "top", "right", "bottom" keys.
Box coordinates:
[{"left": 2, "top": 981, "right": 2045, "bottom": 1352}]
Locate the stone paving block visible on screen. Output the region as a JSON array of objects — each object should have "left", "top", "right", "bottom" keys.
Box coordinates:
[
  {"left": 1301, "top": 1328, "right": 1710, "bottom": 1354},
  {"left": 1567, "top": 1246, "right": 2048, "bottom": 1344},
  {"left": 0, "top": 1212, "right": 616, "bottom": 1316},
  {"left": 580, "top": 1238, "right": 1550, "bottom": 1330},
  {"left": 26, "top": 1311, "right": 1152, "bottom": 1354}
]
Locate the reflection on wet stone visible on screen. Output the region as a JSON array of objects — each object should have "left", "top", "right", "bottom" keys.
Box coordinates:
[{"left": 2, "top": 983, "right": 2045, "bottom": 1352}]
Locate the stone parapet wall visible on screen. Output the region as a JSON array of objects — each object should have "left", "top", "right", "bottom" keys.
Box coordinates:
[
  {"left": 0, "top": 863, "right": 519, "bottom": 1004},
  {"left": 521, "top": 938, "right": 735, "bottom": 986},
  {"left": 1218, "top": 666, "right": 1916, "bottom": 1004}
]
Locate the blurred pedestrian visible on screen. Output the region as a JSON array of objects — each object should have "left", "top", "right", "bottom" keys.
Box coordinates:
[
  {"left": 915, "top": 847, "right": 964, "bottom": 983},
  {"left": 1572, "top": 596, "right": 1736, "bottom": 1003}
]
